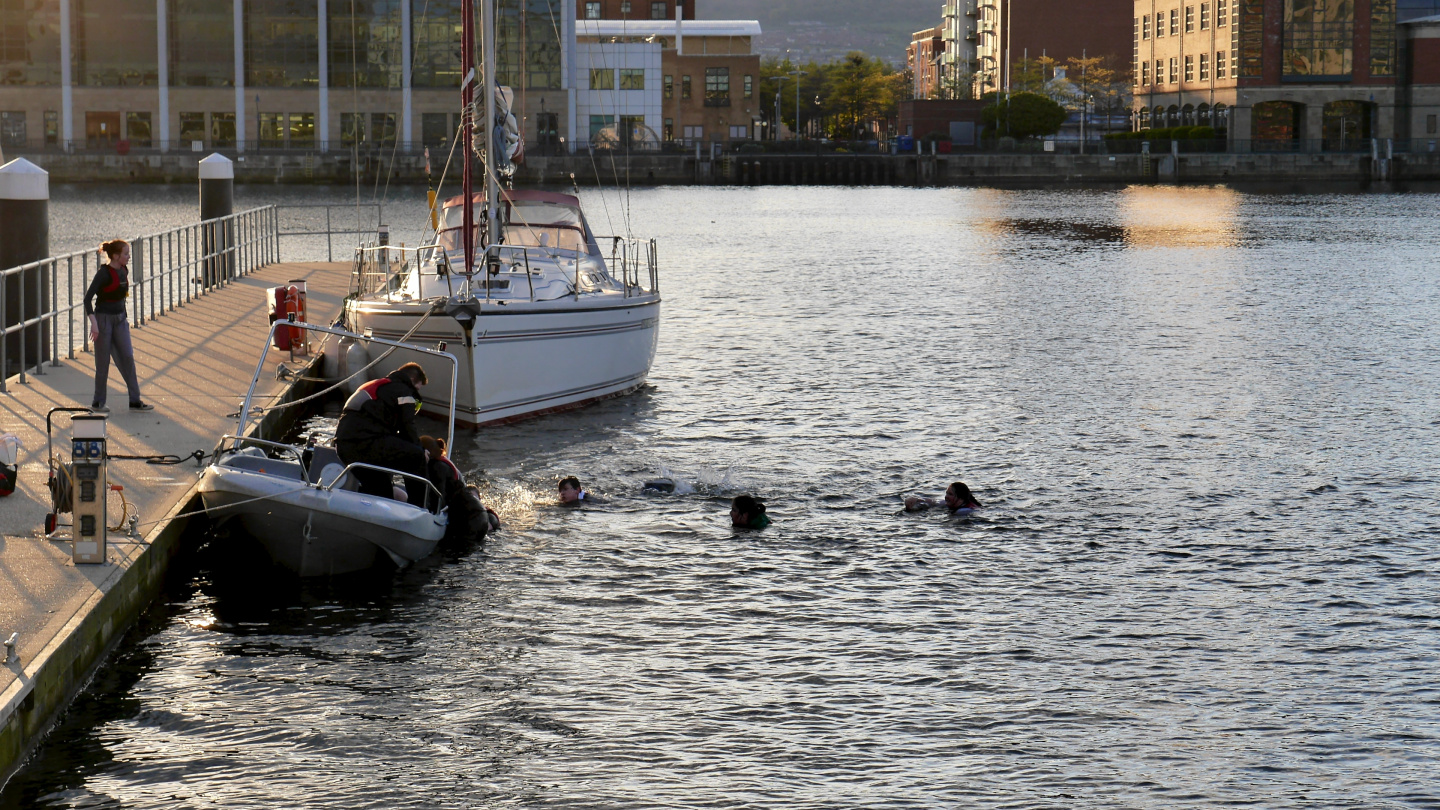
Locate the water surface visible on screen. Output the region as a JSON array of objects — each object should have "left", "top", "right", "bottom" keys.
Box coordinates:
[{"left": 6, "top": 185, "right": 1440, "bottom": 809}]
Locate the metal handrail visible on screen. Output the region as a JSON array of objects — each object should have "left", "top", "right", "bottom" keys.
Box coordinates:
[
  {"left": 274, "top": 203, "right": 383, "bottom": 262},
  {"left": 0, "top": 206, "right": 279, "bottom": 393},
  {"left": 325, "top": 461, "right": 444, "bottom": 514}
]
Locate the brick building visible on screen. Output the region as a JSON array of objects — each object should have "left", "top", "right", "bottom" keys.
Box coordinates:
[
  {"left": 577, "top": 0, "right": 695, "bottom": 20},
  {"left": 1133, "top": 0, "right": 1440, "bottom": 147},
  {"left": 975, "top": 0, "right": 1135, "bottom": 95},
  {"left": 908, "top": 26, "right": 946, "bottom": 99}
]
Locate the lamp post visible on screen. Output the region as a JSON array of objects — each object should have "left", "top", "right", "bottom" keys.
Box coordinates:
[
  {"left": 791, "top": 69, "right": 808, "bottom": 141},
  {"left": 770, "top": 75, "right": 790, "bottom": 142}
]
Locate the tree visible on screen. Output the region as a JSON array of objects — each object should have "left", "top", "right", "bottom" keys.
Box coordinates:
[
  {"left": 823, "top": 52, "right": 896, "bottom": 139},
  {"left": 981, "top": 91, "right": 1067, "bottom": 140}
]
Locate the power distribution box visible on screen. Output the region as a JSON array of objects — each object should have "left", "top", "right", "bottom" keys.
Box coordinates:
[{"left": 71, "top": 414, "right": 107, "bottom": 564}]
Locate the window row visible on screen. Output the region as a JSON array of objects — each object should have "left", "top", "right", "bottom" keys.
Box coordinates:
[
  {"left": 1141, "top": 50, "right": 1229, "bottom": 84},
  {"left": 1139, "top": 0, "right": 1228, "bottom": 40},
  {"left": 583, "top": 1, "right": 671, "bottom": 19}
]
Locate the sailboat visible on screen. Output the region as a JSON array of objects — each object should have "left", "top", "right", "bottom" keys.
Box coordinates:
[{"left": 343, "top": 0, "right": 661, "bottom": 427}]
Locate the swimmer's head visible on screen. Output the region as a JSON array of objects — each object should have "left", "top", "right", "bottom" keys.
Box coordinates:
[
  {"left": 419, "top": 435, "right": 447, "bottom": 459},
  {"left": 730, "top": 494, "right": 765, "bottom": 527},
  {"left": 558, "top": 476, "right": 582, "bottom": 503},
  {"left": 945, "top": 482, "right": 979, "bottom": 509}
]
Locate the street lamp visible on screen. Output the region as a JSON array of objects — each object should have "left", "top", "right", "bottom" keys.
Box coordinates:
[
  {"left": 770, "top": 75, "right": 790, "bottom": 142},
  {"left": 790, "top": 70, "right": 808, "bottom": 141}
]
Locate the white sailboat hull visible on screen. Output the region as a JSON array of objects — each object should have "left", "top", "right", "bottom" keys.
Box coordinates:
[{"left": 347, "top": 296, "right": 660, "bottom": 427}]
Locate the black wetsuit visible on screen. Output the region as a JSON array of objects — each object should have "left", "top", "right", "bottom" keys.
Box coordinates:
[{"left": 335, "top": 375, "right": 431, "bottom": 507}]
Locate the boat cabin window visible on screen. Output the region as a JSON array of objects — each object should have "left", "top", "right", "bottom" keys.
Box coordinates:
[{"left": 503, "top": 224, "right": 585, "bottom": 252}]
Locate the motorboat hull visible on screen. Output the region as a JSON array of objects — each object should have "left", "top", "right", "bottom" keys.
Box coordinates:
[
  {"left": 347, "top": 296, "right": 660, "bottom": 427},
  {"left": 198, "top": 465, "right": 446, "bottom": 577}
]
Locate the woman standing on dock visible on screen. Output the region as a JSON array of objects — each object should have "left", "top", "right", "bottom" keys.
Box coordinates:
[{"left": 85, "top": 239, "right": 152, "bottom": 412}]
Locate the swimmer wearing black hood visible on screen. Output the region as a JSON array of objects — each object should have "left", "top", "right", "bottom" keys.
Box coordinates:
[{"left": 730, "top": 494, "right": 771, "bottom": 529}]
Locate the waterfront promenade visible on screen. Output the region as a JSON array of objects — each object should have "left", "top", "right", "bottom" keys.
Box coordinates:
[{"left": 0, "top": 261, "right": 350, "bottom": 784}]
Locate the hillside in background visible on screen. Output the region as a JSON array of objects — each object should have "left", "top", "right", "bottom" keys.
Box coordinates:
[{"left": 698, "top": 0, "right": 942, "bottom": 64}]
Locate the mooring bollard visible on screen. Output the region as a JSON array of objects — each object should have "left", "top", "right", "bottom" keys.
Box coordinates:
[
  {"left": 198, "top": 153, "right": 234, "bottom": 288},
  {"left": 0, "top": 158, "right": 51, "bottom": 382}
]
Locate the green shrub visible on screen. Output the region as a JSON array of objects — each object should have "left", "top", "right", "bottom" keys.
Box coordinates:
[{"left": 1188, "top": 125, "right": 1217, "bottom": 140}]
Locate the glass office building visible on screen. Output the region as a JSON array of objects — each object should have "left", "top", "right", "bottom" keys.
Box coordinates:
[{"left": 0, "top": 0, "right": 571, "bottom": 150}]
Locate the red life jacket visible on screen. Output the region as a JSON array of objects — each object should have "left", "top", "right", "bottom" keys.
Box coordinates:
[
  {"left": 342, "top": 377, "right": 388, "bottom": 412},
  {"left": 97, "top": 265, "right": 130, "bottom": 304}
]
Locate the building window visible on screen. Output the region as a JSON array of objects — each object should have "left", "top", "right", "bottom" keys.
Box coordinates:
[
  {"left": 619, "top": 68, "right": 645, "bottom": 89},
  {"left": 211, "top": 112, "right": 236, "bottom": 147},
  {"left": 1185, "top": 5, "right": 1195, "bottom": 31},
  {"left": 290, "top": 113, "right": 315, "bottom": 147},
  {"left": 1156, "top": 12, "right": 1165, "bottom": 37},
  {"left": 590, "top": 68, "right": 615, "bottom": 89},
  {"left": 1218, "top": 0, "right": 1228, "bottom": 26},
  {"left": 1142, "top": 61, "right": 1151, "bottom": 84},
  {"left": 1201, "top": 2, "right": 1211, "bottom": 29},
  {"left": 1199, "top": 52, "right": 1210, "bottom": 80},
  {"left": 1428, "top": 114, "right": 1438, "bottom": 134},
  {"left": 0, "top": 112, "right": 25, "bottom": 148},
  {"left": 0, "top": 0, "right": 62, "bottom": 85},
  {"left": 744, "top": 74, "right": 753, "bottom": 97},
  {"left": 681, "top": 74, "right": 691, "bottom": 99},
  {"left": 370, "top": 113, "right": 396, "bottom": 146},
  {"left": 1169, "top": 57, "right": 1178, "bottom": 83},
  {"left": 44, "top": 111, "right": 59, "bottom": 146},
  {"left": 259, "top": 112, "right": 285, "bottom": 148},
  {"left": 1282, "top": 0, "right": 1354, "bottom": 79},
  {"left": 341, "top": 112, "right": 366, "bottom": 146},
  {"left": 422, "top": 112, "right": 450, "bottom": 146},
  {"left": 682, "top": 124, "right": 702, "bottom": 141},
  {"left": 536, "top": 112, "right": 559, "bottom": 146},
  {"left": 1216, "top": 50, "right": 1227, "bottom": 78},
  {"left": 729, "top": 124, "right": 748, "bottom": 139},
  {"left": 1170, "top": 8, "right": 1180, "bottom": 35},
  {"left": 179, "top": 112, "right": 206, "bottom": 145},
  {"left": 589, "top": 114, "right": 614, "bottom": 140},
  {"left": 73, "top": 0, "right": 159, "bottom": 86},
  {"left": 704, "top": 66, "right": 730, "bottom": 106},
  {"left": 621, "top": 0, "right": 631, "bottom": 12},
  {"left": 584, "top": 2, "right": 600, "bottom": 19},
  {"left": 1143, "top": 15, "right": 1152, "bottom": 39},
  {"left": 663, "top": 117, "right": 673, "bottom": 140},
  {"left": 664, "top": 74, "right": 674, "bottom": 98},
  {"left": 1156, "top": 59, "right": 1165, "bottom": 83},
  {"left": 246, "top": 0, "right": 319, "bottom": 88},
  {"left": 170, "top": 0, "right": 234, "bottom": 87},
  {"left": 126, "top": 111, "right": 152, "bottom": 147},
  {"left": 651, "top": 1, "right": 667, "bottom": 19},
  {"left": 1184, "top": 54, "right": 1194, "bottom": 81}
]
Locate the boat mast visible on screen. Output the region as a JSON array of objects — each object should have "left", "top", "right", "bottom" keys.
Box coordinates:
[
  {"left": 460, "top": 0, "right": 475, "bottom": 277},
  {"left": 482, "top": 0, "right": 499, "bottom": 250}
]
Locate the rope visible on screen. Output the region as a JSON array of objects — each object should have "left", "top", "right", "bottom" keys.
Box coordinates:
[{"left": 240, "top": 301, "right": 441, "bottom": 419}]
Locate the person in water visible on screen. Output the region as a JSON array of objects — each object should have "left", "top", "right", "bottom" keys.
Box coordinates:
[
  {"left": 85, "top": 239, "right": 153, "bottom": 412},
  {"left": 730, "top": 494, "right": 771, "bottom": 529},
  {"left": 420, "top": 435, "right": 500, "bottom": 537},
  {"left": 558, "top": 476, "right": 606, "bottom": 504},
  {"left": 905, "top": 482, "right": 983, "bottom": 513}
]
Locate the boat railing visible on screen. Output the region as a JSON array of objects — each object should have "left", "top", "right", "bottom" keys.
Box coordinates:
[
  {"left": 327, "top": 462, "right": 445, "bottom": 514},
  {"left": 351, "top": 242, "right": 425, "bottom": 300},
  {"left": 595, "top": 236, "right": 659, "bottom": 298}
]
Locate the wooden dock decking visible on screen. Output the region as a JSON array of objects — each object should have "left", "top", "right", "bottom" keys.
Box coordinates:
[{"left": 0, "top": 261, "right": 351, "bottom": 785}]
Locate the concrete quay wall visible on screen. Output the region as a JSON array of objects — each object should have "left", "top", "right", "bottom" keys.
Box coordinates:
[{"left": 11, "top": 150, "right": 1440, "bottom": 187}]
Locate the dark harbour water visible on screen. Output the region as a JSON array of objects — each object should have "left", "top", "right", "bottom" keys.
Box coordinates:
[{"left": 5, "top": 185, "right": 1440, "bottom": 809}]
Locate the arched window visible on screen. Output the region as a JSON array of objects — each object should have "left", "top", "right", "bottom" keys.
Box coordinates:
[
  {"left": 1167, "top": 105, "right": 1180, "bottom": 126},
  {"left": 1139, "top": 107, "right": 1151, "bottom": 128},
  {"left": 1182, "top": 104, "right": 1196, "bottom": 125},
  {"left": 1213, "top": 103, "right": 1228, "bottom": 131},
  {"left": 1197, "top": 103, "right": 1211, "bottom": 126}
]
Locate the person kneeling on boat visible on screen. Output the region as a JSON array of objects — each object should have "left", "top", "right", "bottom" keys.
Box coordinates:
[
  {"left": 905, "top": 481, "right": 983, "bottom": 514},
  {"left": 420, "top": 435, "right": 501, "bottom": 539},
  {"left": 336, "top": 362, "right": 434, "bottom": 507}
]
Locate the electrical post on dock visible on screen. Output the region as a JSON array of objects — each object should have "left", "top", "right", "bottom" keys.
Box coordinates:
[{"left": 70, "top": 414, "right": 108, "bottom": 564}]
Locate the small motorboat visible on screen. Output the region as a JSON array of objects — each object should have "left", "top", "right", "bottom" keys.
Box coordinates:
[{"left": 198, "top": 321, "right": 467, "bottom": 576}]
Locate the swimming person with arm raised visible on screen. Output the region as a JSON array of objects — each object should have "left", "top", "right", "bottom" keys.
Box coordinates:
[{"left": 905, "top": 481, "right": 983, "bottom": 514}]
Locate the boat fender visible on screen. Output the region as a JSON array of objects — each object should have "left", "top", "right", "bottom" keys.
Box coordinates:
[{"left": 339, "top": 339, "right": 373, "bottom": 396}]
